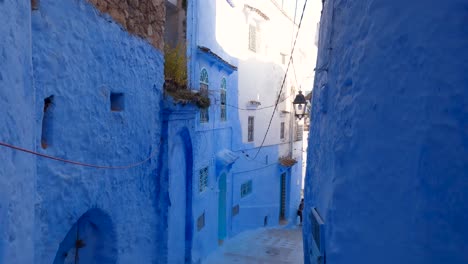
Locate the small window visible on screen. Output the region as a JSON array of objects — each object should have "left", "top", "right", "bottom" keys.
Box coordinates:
[
  {"left": 197, "top": 212, "right": 205, "bottom": 231},
  {"left": 31, "top": 0, "right": 39, "bottom": 10},
  {"left": 41, "top": 95, "right": 54, "bottom": 149},
  {"left": 220, "top": 78, "right": 227, "bottom": 121},
  {"left": 280, "top": 122, "right": 285, "bottom": 139},
  {"left": 200, "top": 69, "right": 209, "bottom": 123},
  {"left": 295, "top": 124, "right": 304, "bottom": 141},
  {"left": 199, "top": 167, "right": 209, "bottom": 193},
  {"left": 110, "top": 93, "right": 124, "bottom": 112},
  {"left": 281, "top": 53, "right": 286, "bottom": 65},
  {"left": 241, "top": 180, "right": 252, "bottom": 198},
  {"left": 232, "top": 204, "right": 240, "bottom": 216},
  {"left": 249, "top": 24, "right": 257, "bottom": 52},
  {"left": 248, "top": 116, "right": 254, "bottom": 142}
]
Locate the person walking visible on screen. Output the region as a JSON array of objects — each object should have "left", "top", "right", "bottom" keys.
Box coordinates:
[{"left": 297, "top": 198, "right": 304, "bottom": 224}]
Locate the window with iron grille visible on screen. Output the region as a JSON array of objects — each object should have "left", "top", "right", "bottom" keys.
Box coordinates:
[
  {"left": 220, "top": 78, "right": 227, "bottom": 121},
  {"left": 200, "top": 69, "right": 209, "bottom": 123},
  {"left": 199, "top": 167, "right": 208, "bottom": 193},
  {"left": 295, "top": 124, "right": 304, "bottom": 141},
  {"left": 248, "top": 116, "right": 254, "bottom": 142},
  {"left": 249, "top": 24, "right": 257, "bottom": 52},
  {"left": 241, "top": 180, "right": 252, "bottom": 198},
  {"left": 280, "top": 122, "right": 285, "bottom": 139}
]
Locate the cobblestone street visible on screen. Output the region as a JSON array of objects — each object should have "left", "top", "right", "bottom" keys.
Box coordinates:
[{"left": 203, "top": 226, "right": 304, "bottom": 264}]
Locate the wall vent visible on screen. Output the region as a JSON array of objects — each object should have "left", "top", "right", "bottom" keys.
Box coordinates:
[
  {"left": 31, "top": 0, "right": 39, "bottom": 10},
  {"left": 232, "top": 204, "right": 239, "bottom": 216},
  {"left": 41, "top": 95, "right": 54, "bottom": 149},
  {"left": 197, "top": 212, "right": 205, "bottom": 231},
  {"left": 110, "top": 92, "right": 124, "bottom": 112}
]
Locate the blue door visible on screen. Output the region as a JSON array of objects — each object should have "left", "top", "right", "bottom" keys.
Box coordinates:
[
  {"left": 218, "top": 173, "right": 227, "bottom": 241},
  {"left": 280, "top": 172, "right": 286, "bottom": 220}
]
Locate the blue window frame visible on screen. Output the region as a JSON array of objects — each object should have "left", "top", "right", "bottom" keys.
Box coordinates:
[
  {"left": 241, "top": 180, "right": 252, "bottom": 198},
  {"left": 220, "top": 78, "right": 227, "bottom": 121},
  {"left": 200, "top": 69, "right": 209, "bottom": 123},
  {"left": 199, "top": 167, "right": 209, "bottom": 193}
]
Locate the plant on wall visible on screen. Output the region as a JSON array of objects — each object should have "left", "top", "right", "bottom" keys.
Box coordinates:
[
  {"left": 164, "top": 44, "right": 187, "bottom": 87},
  {"left": 164, "top": 44, "right": 210, "bottom": 109}
]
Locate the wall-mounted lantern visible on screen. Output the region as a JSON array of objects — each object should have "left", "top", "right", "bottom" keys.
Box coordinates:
[{"left": 293, "top": 91, "right": 308, "bottom": 120}]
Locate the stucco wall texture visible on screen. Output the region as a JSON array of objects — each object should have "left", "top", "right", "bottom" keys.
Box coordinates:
[
  {"left": 33, "top": 0, "right": 165, "bottom": 263},
  {"left": 0, "top": 1, "right": 36, "bottom": 263},
  {"left": 304, "top": 0, "right": 468, "bottom": 263},
  {"left": 1, "top": 0, "right": 166, "bottom": 263}
]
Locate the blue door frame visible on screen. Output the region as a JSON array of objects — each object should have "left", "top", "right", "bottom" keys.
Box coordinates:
[{"left": 218, "top": 173, "right": 227, "bottom": 241}]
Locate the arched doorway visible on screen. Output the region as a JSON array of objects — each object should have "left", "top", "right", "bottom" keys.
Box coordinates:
[
  {"left": 168, "top": 135, "right": 187, "bottom": 263},
  {"left": 167, "top": 128, "right": 193, "bottom": 264},
  {"left": 53, "top": 208, "right": 116, "bottom": 264}
]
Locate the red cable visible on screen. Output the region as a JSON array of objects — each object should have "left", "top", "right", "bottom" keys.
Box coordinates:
[{"left": 0, "top": 141, "right": 157, "bottom": 169}]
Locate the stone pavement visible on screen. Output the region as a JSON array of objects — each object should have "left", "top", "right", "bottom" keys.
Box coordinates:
[{"left": 203, "top": 225, "right": 304, "bottom": 264}]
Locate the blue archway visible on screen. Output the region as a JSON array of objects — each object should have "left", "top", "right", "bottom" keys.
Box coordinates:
[
  {"left": 179, "top": 128, "right": 194, "bottom": 264},
  {"left": 53, "top": 208, "right": 117, "bottom": 264}
]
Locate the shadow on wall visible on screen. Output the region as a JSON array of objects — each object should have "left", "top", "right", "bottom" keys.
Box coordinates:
[{"left": 53, "top": 208, "right": 117, "bottom": 264}]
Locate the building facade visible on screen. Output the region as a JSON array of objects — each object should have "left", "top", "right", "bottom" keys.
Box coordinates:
[{"left": 166, "top": 1, "right": 313, "bottom": 262}]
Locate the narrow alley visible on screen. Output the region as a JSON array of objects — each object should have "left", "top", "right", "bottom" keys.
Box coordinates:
[
  {"left": 203, "top": 226, "right": 304, "bottom": 264},
  {"left": 1, "top": 0, "right": 467, "bottom": 263}
]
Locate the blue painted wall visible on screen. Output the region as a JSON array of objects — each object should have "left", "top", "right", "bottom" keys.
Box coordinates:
[
  {"left": 189, "top": 57, "right": 239, "bottom": 263},
  {"left": 28, "top": 0, "right": 165, "bottom": 263},
  {"left": 304, "top": 0, "right": 468, "bottom": 263},
  {"left": 163, "top": 103, "right": 196, "bottom": 264},
  {"left": 230, "top": 144, "right": 303, "bottom": 236},
  {"left": 0, "top": 1, "right": 36, "bottom": 263}
]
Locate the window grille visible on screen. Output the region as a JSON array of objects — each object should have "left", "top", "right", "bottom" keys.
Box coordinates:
[
  {"left": 280, "top": 122, "right": 285, "bottom": 139},
  {"left": 295, "top": 124, "right": 304, "bottom": 141},
  {"left": 248, "top": 116, "right": 254, "bottom": 142},
  {"left": 200, "top": 69, "right": 209, "bottom": 123},
  {"left": 220, "top": 78, "right": 227, "bottom": 121},
  {"left": 199, "top": 167, "right": 208, "bottom": 193},
  {"left": 249, "top": 24, "right": 257, "bottom": 52},
  {"left": 241, "top": 180, "right": 252, "bottom": 198}
]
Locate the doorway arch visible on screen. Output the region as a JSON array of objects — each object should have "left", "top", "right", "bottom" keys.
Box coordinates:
[
  {"left": 167, "top": 127, "right": 193, "bottom": 264},
  {"left": 53, "top": 208, "right": 116, "bottom": 264}
]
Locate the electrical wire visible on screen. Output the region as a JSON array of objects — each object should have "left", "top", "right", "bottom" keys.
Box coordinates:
[
  {"left": 249, "top": 0, "right": 309, "bottom": 161},
  {"left": 233, "top": 162, "right": 279, "bottom": 174},
  {"left": 226, "top": 92, "right": 294, "bottom": 111},
  {"left": 291, "top": 58, "right": 300, "bottom": 88},
  {"left": 0, "top": 141, "right": 158, "bottom": 169}
]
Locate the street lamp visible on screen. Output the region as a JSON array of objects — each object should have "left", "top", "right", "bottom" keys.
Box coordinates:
[{"left": 293, "top": 91, "right": 308, "bottom": 120}]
